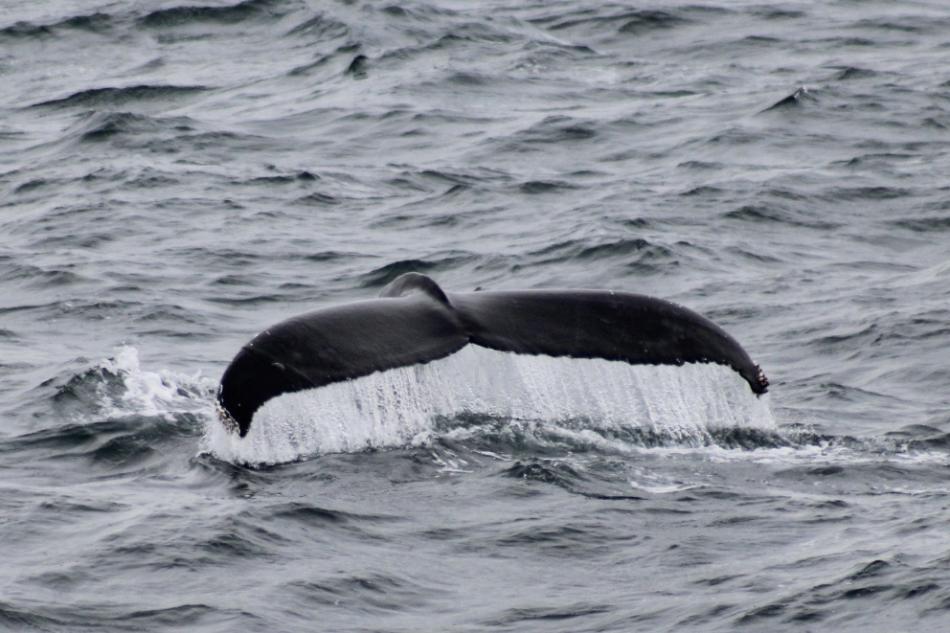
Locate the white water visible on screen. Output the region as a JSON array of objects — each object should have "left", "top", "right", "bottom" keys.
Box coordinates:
[
  {"left": 98, "top": 346, "right": 217, "bottom": 420},
  {"left": 205, "top": 346, "right": 776, "bottom": 465}
]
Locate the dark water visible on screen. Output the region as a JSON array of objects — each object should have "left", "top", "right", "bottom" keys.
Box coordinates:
[{"left": 2, "top": 0, "right": 949, "bottom": 630}]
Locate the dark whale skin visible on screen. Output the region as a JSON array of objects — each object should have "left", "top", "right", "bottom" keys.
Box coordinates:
[{"left": 217, "top": 273, "right": 768, "bottom": 437}]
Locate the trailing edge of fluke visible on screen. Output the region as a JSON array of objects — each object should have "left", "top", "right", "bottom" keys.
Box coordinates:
[{"left": 217, "top": 273, "right": 769, "bottom": 437}]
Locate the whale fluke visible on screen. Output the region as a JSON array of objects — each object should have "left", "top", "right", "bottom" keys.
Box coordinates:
[{"left": 217, "top": 273, "right": 768, "bottom": 437}]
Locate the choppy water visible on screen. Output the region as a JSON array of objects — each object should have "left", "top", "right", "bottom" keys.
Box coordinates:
[{"left": 2, "top": 0, "right": 949, "bottom": 630}]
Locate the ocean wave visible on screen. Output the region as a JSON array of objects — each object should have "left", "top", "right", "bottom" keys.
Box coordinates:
[
  {"left": 138, "top": 0, "right": 285, "bottom": 28},
  {"left": 890, "top": 216, "right": 950, "bottom": 232},
  {"left": 32, "top": 84, "right": 209, "bottom": 109},
  {"left": 0, "top": 12, "right": 112, "bottom": 39},
  {"left": 4, "top": 348, "right": 215, "bottom": 468},
  {"left": 284, "top": 13, "right": 350, "bottom": 39},
  {"left": 762, "top": 86, "right": 817, "bottom": 112},
  {"left": 106, "top": 347, "right": 212, "bottom": 414},
  {"left": 358, "top": 254, "right": 478, "bottom": 287},
  {"left": 532, "top": 8, "right": 690, "bottom": 35},
  {"left": 65, "top": 111, "right": 182, "bottom": 144},
  {"left": 510, "top": 115, "right": 598, "bottom": 145},
  {"left": 723, "top": 204, "right": 843, "bottom": 230},
  {"left": 737, "top": 556, "right": 949, "bottom": 625}
]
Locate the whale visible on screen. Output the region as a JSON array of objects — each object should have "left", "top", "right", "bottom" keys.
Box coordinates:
[{"left": 216, "top": 273, "right": 769, "bottom": 437}]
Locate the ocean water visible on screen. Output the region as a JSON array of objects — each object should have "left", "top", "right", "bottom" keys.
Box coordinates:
[{"left": 1, "top": 0, "right": 948, "bottom": 631}]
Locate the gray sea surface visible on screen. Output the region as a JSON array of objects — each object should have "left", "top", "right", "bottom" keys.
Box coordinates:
[{"left": 1, "top": 0, "right": 949, "bottom": 631}]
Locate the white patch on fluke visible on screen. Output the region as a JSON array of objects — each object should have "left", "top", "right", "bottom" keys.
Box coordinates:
[{"left": 204, "top": 345, "right": 775, "bottom": 465}]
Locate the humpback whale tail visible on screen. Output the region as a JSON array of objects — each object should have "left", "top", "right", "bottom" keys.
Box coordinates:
[{"left": 217, "top": 273, "right": 768, "bottom": 438}]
